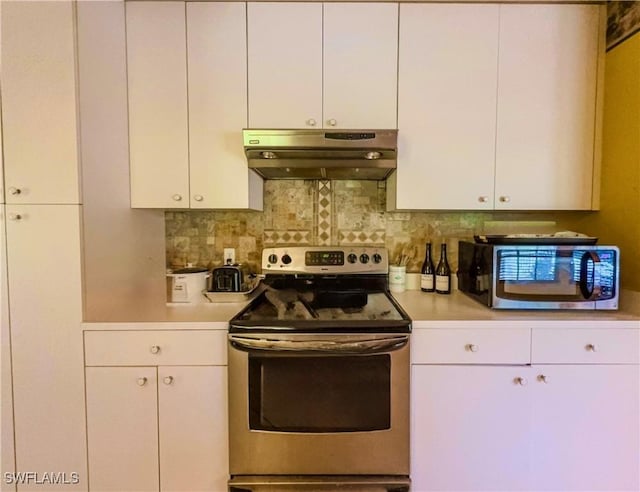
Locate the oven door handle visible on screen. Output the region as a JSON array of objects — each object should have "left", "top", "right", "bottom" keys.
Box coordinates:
[{"left": 229, "top": 334, "right": 409, "bottom": 354}]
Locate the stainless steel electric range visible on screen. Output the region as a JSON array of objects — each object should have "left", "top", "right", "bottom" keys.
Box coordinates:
[{"left": 227, "top": 246, "right": 411, "bottom": 492}]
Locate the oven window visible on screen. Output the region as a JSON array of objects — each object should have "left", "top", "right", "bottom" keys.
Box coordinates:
[{"left": 248, "top": 354, "right": 391, "bottom": 433}]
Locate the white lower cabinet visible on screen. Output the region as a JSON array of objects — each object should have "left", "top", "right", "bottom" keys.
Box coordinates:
[
  {"left": 531, "top": 364, "right": 639, "bottom": 492},
  {"left": 85, "top": 332, "right": 228, "bottom": 492},
  {"left": 411, "top": 327, "right": 640, "bottom": 492},
  {"left": 86, "top": 367, "right": 159, "bottom": 492},
  {"left": 411, "top": 365, "right": 531, "bottom": 491}
]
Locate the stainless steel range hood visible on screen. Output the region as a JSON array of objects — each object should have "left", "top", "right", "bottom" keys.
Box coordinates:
[{"left": 243, "top": 129, "right": 397, "bottom": 180}]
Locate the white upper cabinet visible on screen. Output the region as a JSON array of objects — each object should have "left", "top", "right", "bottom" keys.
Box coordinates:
[
  {"left": 322, "top": 3, "right": 398, "bottom": 129},
  {"left": 247, "top": 2, "right": 323, "bottom": 129},
  {"left": 247, "top": 2, "right": 398, "bottom": 129},
  {"left": 126, "top": 1, "right": 189, "bottom": 209},
  {"left": 1, "top": 1, "right": 80, "bottom": 204},
  {"left": 390, "top": 3, "right": 602, "bottom": 211},
  {"left": 495, "top": 4, "right": 601, "bottom": 210},
  {"left": 127, "top": 1, "right": 262, "bottom": 210},
  {"left": 187, "top": 2, "right": 262, "bottom": 210},
  {"left": 393, "top": 4, "right": 499, "bottom": 210}
]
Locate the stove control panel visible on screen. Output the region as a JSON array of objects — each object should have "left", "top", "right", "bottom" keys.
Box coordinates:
[
  {"left": 305, "top": 250, "right": 345, "bottom": 266},
  {"left": 263, "top": 246, "right": 388, "bottom": 274}
]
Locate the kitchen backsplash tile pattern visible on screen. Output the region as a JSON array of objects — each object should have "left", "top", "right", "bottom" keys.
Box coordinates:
[
  {"left": 166, "top": 180, "right": 578, "bottom": 274},
  {"left": 607, "top": 1, "right": 640, "bottom": 50}
]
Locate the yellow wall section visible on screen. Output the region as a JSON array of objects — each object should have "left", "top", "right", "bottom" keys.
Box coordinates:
[{"left": 566, "top": 34, "right": 640, "bottom": 292}]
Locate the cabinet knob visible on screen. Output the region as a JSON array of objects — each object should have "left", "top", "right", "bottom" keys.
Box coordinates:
[
  {"left": 8, "top": 187, "right": 21, "bottom": 195},
  {"left": 137, "top": 377, "right": 148, "bottom": 387},
  {"left": 585, "top": 343, "right": 598, "bottom": 352},
  {"left": 478, "top": 196, "right": 489, "bottom": 203},
  {"left": 537, "top": 374, "right": 550, "bottom": 384},
  {"left": 172, "top": 194, "right": 182, "bottom": 202},
  {"left": 306, "top": 118, "right": 317, "bottom": 127},
  {"left": 193, "top": 194, "right": 203, "bottom": 202},
  {"left": 499, "top": 196, "right": 510, "bottom": 203},
  {"left": 150, "top": 345, "right": 161, "bottom": 354},
  {"left": 327, "top": 119, "right": 337, "bottom": 127},
  {"left": 465, "top": 343, "right": 479, "bottom": 353},
  {"left": 163, "top": 376, "right": 174, "bottom": 385},
  {"left": 7, "top": 213, "right": 22, "bottom": 221},
  {"left": 514, "top": 377, "right": 528, "bottom": 386}
]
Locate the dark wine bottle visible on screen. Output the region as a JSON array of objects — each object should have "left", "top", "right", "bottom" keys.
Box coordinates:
[
  {"left": 435, "top": 242, "right": 451, "bottom": 294},
  {"left": 420, "top": 242, "right": 435, "bottom": 292}
]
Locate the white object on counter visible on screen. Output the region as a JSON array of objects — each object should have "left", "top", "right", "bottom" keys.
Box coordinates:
[
  {"left": 406, "top": 273, "right": 421, "bottom": 290},
  {"left": 166, "top": 270, "right": 210, "bottom": 303},
  {"left": 389, "top": 265, "right": 406, "bottom": 293}
]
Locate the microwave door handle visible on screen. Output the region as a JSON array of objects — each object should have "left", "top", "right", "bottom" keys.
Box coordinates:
[
  {"left": 579, "top": 251, "right": 602, "bottom": 300},
  {"left": 229, "top": 334, "right": 409, "bottom": 354}
]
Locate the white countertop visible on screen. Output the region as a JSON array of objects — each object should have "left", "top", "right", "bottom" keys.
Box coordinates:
[
  {"left": 391, "top": 289, "right": 640, "bottom": 329},
  {"left": 82, "top": 288, "right": 640, "bottom": 330}
]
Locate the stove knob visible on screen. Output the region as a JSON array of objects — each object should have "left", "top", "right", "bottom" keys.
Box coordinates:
[
  {"left": 360, "top": 253, "right": 370, "bottom": 264},
  {"left": 372, "top": 253, "right": 382, "bottom": 264},
  {"left": 281, "top": 254, "right": 292, "bottom": 265},
  {"left": 347, "top": 253, "right": 358, "bottom": 264},
  {"left": 268, "top": 254, "right": 278, "bottom": 264}
]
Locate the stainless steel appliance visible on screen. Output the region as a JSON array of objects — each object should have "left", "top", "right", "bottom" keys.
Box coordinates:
[
  {"left": 243, "top": 129, "right": 397, "bottom": 180},
  {"left": 211, "top": 265, "right": 248, "bottom": 293},
  {"left": 228, "top": 246, "right": 411, "bottom": 492},
  {"left": 458, "top": 240, "right": 620, "bottom": 310}
]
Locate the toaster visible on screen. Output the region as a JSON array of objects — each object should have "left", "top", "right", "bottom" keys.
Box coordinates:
[{"left": 211, "top": 265, "right": 248, "bottom": 292}]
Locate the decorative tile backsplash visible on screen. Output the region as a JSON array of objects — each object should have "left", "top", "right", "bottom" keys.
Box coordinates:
[
  {"left": 607, "top": 1, "right": 640, "bottom": 50},
  {"left": 166, "top": 180, "right": 576, "bottom": 274}
]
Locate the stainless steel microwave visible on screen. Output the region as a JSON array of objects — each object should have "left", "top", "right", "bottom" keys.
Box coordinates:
[{"left": 457, "top": 241, "right": 620, "bottom": 310}]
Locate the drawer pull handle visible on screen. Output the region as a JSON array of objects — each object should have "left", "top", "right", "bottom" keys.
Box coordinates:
[
  {"left": 137, "top": 377, "right": 148, "bottom": 387},
  {"left": 150, "top": 345, "right": 161, "bottom": 354},
  {"left": 465, "top": 343, "right": 478, "bottom": 353},
  {"left": 514, "top": 377, "right": 527, "bottom": 386},
  {"left": 163, "top": 376, "right": 174, "bottom": 385},
  {"left": 8, "top": 187, "right": 22, "bottom": 195},
  {"left": 585, "top": 343, "right": 598, "bottom": 352},
  {"left": 8, "top": 213, "right": 22, "bottom": 221},
  {"left": 537, "top": 374, "right": 550, "bottom": 384}
]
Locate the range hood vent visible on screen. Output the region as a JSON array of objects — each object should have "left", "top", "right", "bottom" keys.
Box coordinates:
[{"left": 243, "top": 129, "right": 397, "bottom": 180}]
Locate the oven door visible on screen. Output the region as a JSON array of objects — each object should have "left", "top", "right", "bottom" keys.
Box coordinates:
[{"left": 228, "top": 332, "right": 410, "bottom": 476}]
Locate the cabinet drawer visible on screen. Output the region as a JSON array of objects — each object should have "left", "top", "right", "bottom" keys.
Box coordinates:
[
  {"left": 85, "top": 330, "right": 227, "bottom": 366},
  {"left": 532, "top": 329, "right": 640, "bottom": 364},
  {"left": 412, "top": 329, "right": 531, "bottom": 364}
]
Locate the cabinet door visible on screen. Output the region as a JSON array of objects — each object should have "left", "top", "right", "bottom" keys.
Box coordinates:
[
  {"left": 323, "top": 3, "right": 398, "bottom": 129},
  {"left": 6, "top": 205, "right": 86, "bottom": 489},
  {"left": 86, "top": 367, "right": 159, "bottom": 492},
  {"left": 159, "top": 366, "right": 228, "bottom": 492},
  {"left": 531, "top": 364, "right": 640, "bottom": 491},
  {"left": 0, "top": 208, "right": 16, "bottom": 492},
  {"left": 495, "top": 5, "right": 600, "bottom": 210},
  {"left": 1, "top": 1, "right": 80, "bottom": 204},
  {"left": 247, "top": 2, "right": 322, "bottom": 128},
  {"left": 411, "top": 365, "right": 531, "bottom": 491},
  {"left": 392, "top": 4, "right": 499, "bottom": 210},
  {"left": 126, "top": 1, "right": 189, "bottom": 208},
  {"left": 187, "top": 2, "right": 263, "bottom": 210}
]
